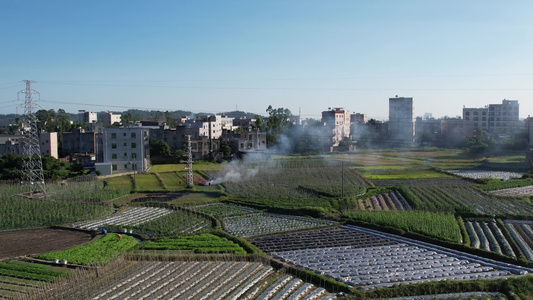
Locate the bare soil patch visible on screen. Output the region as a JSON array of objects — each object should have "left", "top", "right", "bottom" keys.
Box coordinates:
[{"left": 0, "top": 228, "right": 92, "bottom": 259}]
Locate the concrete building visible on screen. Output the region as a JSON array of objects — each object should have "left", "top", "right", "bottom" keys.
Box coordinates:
[
  {"left": 321, "top": 107, "right": 350, "bottom": 147},
  {"left": 0, "top": 132, "right": 58, "bottom": 159},
  {"left": 103, "top": 127, "right": 150, "bottom": 173},
  {"left": 462, "top": 106, "right": 489, "bottom": 135},
  {"left": 526, "top": 116, "right": 533, "bottom": 146},
  {"left": 389, "top": 96, "right": 415, "bottom": 146},
  {"left": 78, "top": 110, "right": 97, "bottom": 124},
  {"left": 223, "top": 129, "right": 267, "bottom": 154},
  {"left": 61, "top": 128, "right": 103, "bottom": 162},
  {"left": 415, "top": 117, "right": 441, "bottom": 146},
  {"left": 233, "top": 117, "right": 257, "bottom": 130},
  {"left": 488, "top": 99, "right": 520, "bottom": 135},
  {"left": 102, "top": 112, "right": 122, "bottom": 126}
]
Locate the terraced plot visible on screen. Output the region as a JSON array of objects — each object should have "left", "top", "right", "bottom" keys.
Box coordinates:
[
  {"left": 72, "top": 206, "right": 210, "bottom": 237},
  {"left": 357, "top": 191, "right": 411, "bottom": 211},
  {"left": 73, "top": 207, "right": 174, "bottom": 230},
  {"left": 191, "top": 203, "right": 337, "bottom": 237},
  {"left": 448, "top": 170, "right": 523, "bottom": 180},
  {"left": 408, "top": 186, "right": 533, "bottom": 215},
  {"left": 252, "top": 225, "right": 532, "bottom": 290},
  {"left": 44, "top": 260, "right": 334, "bottom": 300},
  {"left": 504, "top": 220, "right": 533, "bottom": 261},
  {"left": 463, "top": 220, "right": 516, "bottom": 258},
  {"left": 490, "top": 185, "right": 533, "bottom": 197}
]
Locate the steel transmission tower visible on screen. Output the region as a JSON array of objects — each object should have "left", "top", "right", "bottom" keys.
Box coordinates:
[
  {"left": 18, "top": 80, "right": 46, "bottom": 195},
  {"left": 185, "top": 135, "right": 194, "bottom": 188}
]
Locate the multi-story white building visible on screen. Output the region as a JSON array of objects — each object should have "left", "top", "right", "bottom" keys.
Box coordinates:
[
  {"left": 488, "top": 99, "right": 520, "bottom": 135},
  {"left": 321, "top": 107, "right": 350, "bottom": 146},
  {"left": 103, "top": 127, "right": 150, "bottom": 173},
  {"left": 78, "top": 110, "right": 97, "bottom": 124},
  {"left": 102, "top": 112, "right": 122, "bottom": 126},
  {"left": 389, "top": 96, "right": 415, "bottom": 146}
]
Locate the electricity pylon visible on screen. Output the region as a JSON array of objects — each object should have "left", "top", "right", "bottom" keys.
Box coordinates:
[
  {"left": 185, "top": 135, "right": 194, "bottom": 188},
  {"left": 18, "top": 80, "right": 46, "bottom": 196}
]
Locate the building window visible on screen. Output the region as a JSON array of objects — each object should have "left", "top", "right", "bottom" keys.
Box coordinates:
[
  {"left": 132, "top": 153, "right": 137, "bottom": 158},
  {"left": 123, "top": 133, "right": 127, "bottom": 137},
  {"left": 112, "top": 154, "right": 117, "bottom": 159},
  {"left": 131, "top": 143, "right": 136, "bottom": 148},
  {"left": 111, "top": 133, "right": 116, "bottom": 139},
  {"left": 112, "top": 164, "right": 117, "bottom": 171},
  {"left": 124, "top": 152, "right": 127, "bottom": 157},
  {"left": 112, "top": 143, "right": 117, "bottom": 149},
  {"left": 131, "top": 132, "right": 136, "bottom": 138},
  {"left": 125, "top": 164, "right": 129, "bottom": 169},
  {"left": 473, "top": 111, "right": 478, "bottom": 115},
  {"left": 465, "top": 112, "right": 470, "bottom": 116},
  {"left": 124, "top": 143, "right": 127, "bottom": 146}
]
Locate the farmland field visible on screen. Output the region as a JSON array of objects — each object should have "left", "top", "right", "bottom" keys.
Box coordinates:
[
  {"left": 191, "top": 203, "right": 336, "bottom": 237},
  {"left": 2, "top": 149, "right": 533, "bottom": 299},
  {"left": 252, "top": 225, "right": 533, "bottom": 290},
  {"left": 39, "top": 258, "right": 335, "bottom": 300},
  {"left": 220, "top": 159, "right": 370, "bottom": 199}
]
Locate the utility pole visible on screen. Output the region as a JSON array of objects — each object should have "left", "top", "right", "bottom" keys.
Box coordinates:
[
  {"left": 185, "top": 135, "right": 194, "bottom": 188},
  {"left": 18, "top": 80, "right": 46, "bottom": 196}
]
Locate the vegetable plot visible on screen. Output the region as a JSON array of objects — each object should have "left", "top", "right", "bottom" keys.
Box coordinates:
[
  {"left": 463, "top": 220, "right": 515, "bottom": 258},
  {"left": 448, "top": 170, "right": 523, "bottom": 180},
  {"left": 141, "top": 233, "right": 246, "bottom": 254},
  {"left": 253, "top": 225, "right": 532, "bottom": 290},
  {"left": 504, "top": 220, "right": 533, "bottom": 261},
  {"left": 37, "top": 233, "right": 137, "bottom": 265},
  {"left": 72, "top": 207, "right": 173, "bottom": 230},
  {"left": 191, "top": 203, "right": 336, "bottom": 237},
  {"left": 0, "top": 260, "right": 71, "bottom": 299},
  {"left": 45, "top": 259, "right": 334, "bottom": 300}
]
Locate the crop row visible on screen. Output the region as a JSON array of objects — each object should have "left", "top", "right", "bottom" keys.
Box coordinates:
[
  {"left": 222, "top": 213, "right": 337, "bottom": 238},
  {"left": 504, "top": 221, "right": 533, "bottom": 261},
  {"left": 141, "top": 233, "right": 246, "bottom": 254},
  {"left": 191, "top": 203, "right": 261, "bottom": 217},
  {"left": 258, "top": 225, "right": 532, "bottom": 289},
  {"left": 54, "top": 260, "right": 276, "bottom": 300},
  {"left": 37, "top": 233, "right": 137, "bottom": 265},
  {"left": 356, "top": 191, "right": 411, "bottom": 211},
  {"left": 190, "top": 203, "right": 337, "bottom": 237},
  {"left": 448, "top": 170, "right": 523, "bottom": 180},
  {"left": 407, "top": 185, "right": 533, "bottom": 215},
  {"left": 221, "top": 161, "right": 369, "bottom": 199},
  {"left": 463, "top": 220, "right": 515, "bottom": 258},
  {"left": 72, "top": 207, "right": 174, "bottom": 230},
  {"left": 490, "top": 185, "right": 533, "bottom": 197},
  {"left": 0, "top": 260, "right": 70, "bottom": 299},
  {"left": 371, "top": 178, "right": 475, "bottom": 187},
  {"left": 82, "top": 208, "right": 212, "bottom": 237},
  {"left": 343, "top": 211, "right": 462, "bottom": 243},
  {"left": 0, "top": 195, "right": 113, "bottom": 230}
]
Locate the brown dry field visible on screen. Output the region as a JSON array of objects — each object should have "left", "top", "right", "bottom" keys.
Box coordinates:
[{"left": 0, "top": 228, "right": 92, "bottom": 259}]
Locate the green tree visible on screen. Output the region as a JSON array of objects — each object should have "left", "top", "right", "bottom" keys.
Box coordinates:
[
  {"left": 265, "top": 105, "right": 292, "bottom": 146},
  {"left": 150, "top": 139, "right": 171, "bottom": 156},
  {"left": 467, "top": 127, "right": 494, "bottom": 154}
]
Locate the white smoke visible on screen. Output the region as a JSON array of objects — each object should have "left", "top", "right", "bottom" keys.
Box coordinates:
[{"left": 209, "top": 160, "right": 261, "bottom": 185}]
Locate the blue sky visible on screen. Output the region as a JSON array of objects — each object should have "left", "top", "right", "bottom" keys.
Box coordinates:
[{"left": 1, "top": 1, "right": 532, "bottom": 120}]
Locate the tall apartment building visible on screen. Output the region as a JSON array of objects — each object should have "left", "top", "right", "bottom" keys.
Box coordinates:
[
  {"left": 103, "top": 127, "right": 150, "bottom": 173},
  {"left": 462, "top": 107, "right": 489, "bottom": 135},
  {"left": 389, "top": 96, "right": 415, "bottom": 146},
  {"left": 321, "top": 107, "right": 350, "bottom": 146},
  {"left": 488, "top": 99, "right": 520, "bottom": 135}
]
